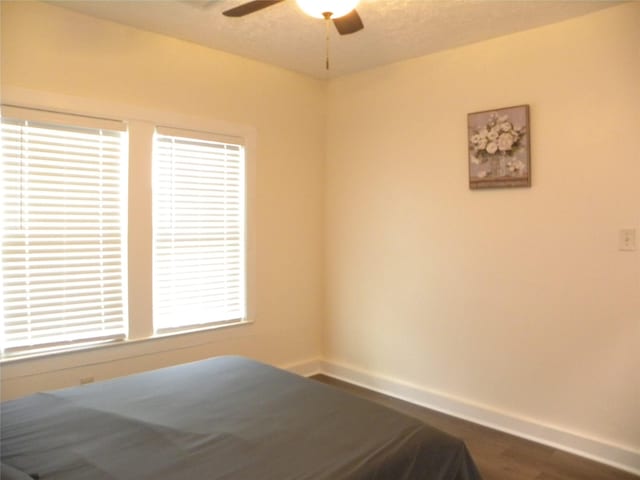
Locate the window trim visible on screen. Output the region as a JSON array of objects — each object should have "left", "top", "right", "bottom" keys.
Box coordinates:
[{"left": 0, "top": 87, "right": 257, "bottom": 361}]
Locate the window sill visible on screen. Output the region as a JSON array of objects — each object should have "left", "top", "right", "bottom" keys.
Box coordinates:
[{"left": 0, "top": 319, "right": 253, "bottom": 366}]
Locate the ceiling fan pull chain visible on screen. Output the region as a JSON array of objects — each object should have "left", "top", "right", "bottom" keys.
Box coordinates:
[{"left": 323, "top": 12, "right": 331, "bottom": 70}]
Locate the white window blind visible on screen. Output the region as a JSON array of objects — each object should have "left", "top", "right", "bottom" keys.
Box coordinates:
[
  {"left": 153, "top": 127, "right": 245, "bottom": 332},
  {"left": 1, "top": 110, "right": 127, "bottom": 355}
]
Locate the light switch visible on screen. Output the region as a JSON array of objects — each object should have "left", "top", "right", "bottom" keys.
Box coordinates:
[{"left": 619, "top": 228, "right": 637, "bottom": 251}]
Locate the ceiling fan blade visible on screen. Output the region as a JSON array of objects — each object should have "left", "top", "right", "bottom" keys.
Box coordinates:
[
  {"left": 222, "top": 0, "right": 285, "bottom": 17},
  {"left": 333, "top": 9, "right": 364, "bottom": 35}
]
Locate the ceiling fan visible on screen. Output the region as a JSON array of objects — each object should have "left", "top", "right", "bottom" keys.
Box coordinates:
[{"left": 222, "top": 0, "right": 364, "bottom": 36}]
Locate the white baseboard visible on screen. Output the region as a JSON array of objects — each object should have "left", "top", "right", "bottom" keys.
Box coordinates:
[
  {"left": 282, "top": 358, "right": 322, "bottom": 377},
  {"left": 302, "top": 358, "right": 640, "bottom": 476}
]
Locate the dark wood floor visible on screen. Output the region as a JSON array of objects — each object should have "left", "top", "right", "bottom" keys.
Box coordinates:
[{"left": 311, "top": 375, "right": 638, "bottom": 480}]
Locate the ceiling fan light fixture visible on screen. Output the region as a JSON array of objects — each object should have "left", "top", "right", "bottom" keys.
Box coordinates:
[{"left": 295, "top": 0, "right": 359, "bottom": 19}]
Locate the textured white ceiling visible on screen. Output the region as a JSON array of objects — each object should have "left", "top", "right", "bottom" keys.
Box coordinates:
[{"left": 54, "top": 0, "right": 620, "bottom": 79}]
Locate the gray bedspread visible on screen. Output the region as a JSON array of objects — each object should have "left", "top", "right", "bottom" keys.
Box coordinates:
[{"left": 1, "top": 356, "right": 482, "bottom": 480}]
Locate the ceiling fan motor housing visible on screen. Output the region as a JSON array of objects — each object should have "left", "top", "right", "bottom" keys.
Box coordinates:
[{"left": 296, "top": 0, "right": 360, "bottom": 19}]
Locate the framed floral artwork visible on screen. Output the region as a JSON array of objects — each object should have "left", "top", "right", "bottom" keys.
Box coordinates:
[{"left": 468, "top": 105, "right": 531, "bottom": 189}]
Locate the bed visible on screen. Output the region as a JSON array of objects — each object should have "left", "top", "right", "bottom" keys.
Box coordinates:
[{"left": 1, "top": 355, "right": 482, "bottom": 480}]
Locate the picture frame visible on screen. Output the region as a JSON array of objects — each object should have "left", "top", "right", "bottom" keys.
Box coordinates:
[{"left": 467, "top": 104, "right": 531, "bottom": 189}]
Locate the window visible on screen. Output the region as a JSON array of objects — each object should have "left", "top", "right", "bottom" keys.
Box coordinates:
[
  {"left": 0, "top": 107, "right": 128, "bottom": 355},
  {"left": 152, "top": 127, "right": 246, "bottom": 332},
  {"left": 0, "top": 101, "right": 252, "bottom": 359}
]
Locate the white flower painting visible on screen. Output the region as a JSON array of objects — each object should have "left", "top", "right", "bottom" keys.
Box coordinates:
[{"left": 468, "top": 105, "right": 531, "bottom": 189}]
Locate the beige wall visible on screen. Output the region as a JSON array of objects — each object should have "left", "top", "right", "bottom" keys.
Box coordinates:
[
  {"left": 325, "top": 2, "right": 639, "bottom": 454},
  {"left": 0, "top": 1, "right": 325, "bottom": 398}
]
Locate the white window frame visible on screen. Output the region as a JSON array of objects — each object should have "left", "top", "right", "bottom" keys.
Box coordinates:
[
  {"left": 0, "top": 87, "right": 256, "bottom": 361},
  {"left": 152, "top": 126, "right": 247, "bottom": 333},
  {"left": 0, "top": 106, "right": 129, "bottom": 356}
]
